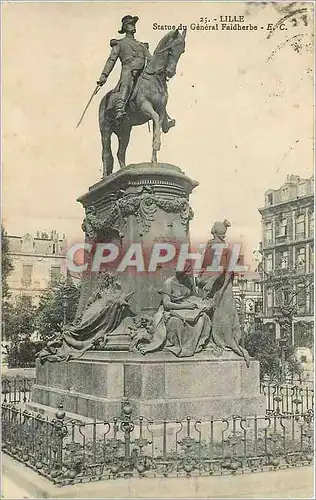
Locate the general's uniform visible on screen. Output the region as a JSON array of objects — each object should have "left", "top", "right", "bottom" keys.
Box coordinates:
[{"left": 99, "top": 37, "right": 152, "bottom": 117}]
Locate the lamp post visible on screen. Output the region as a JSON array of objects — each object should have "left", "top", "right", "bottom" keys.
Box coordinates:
[
  {"left": 62, "top": 293, "right": 68, "bottom": 327},
  {"left": 278, "top": 319, "right": 290, "bottom": 382},
  {"left": 237, "top": 274, "right": 247, "bottom": 348}
]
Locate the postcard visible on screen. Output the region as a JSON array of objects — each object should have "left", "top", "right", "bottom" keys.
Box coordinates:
[{"left": 1, "top": 2, "right": 314, "bottom": 499}]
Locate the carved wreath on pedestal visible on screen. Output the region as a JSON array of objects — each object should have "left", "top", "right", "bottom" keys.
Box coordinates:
[{"left": 82, "top": 186, "right": 194, "bottom": 240}]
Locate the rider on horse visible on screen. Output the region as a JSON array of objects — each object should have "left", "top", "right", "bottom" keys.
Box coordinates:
[{"left": 97, "top": 15, "right": 175, "bottom": 131}]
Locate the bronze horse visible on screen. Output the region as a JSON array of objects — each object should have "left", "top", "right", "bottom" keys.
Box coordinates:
[{"left": 99, "top": 29, "right": 186, "bottom": 177}]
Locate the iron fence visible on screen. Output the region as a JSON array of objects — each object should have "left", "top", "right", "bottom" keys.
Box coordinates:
[
  {"left": 1, "top": 377, "right": 35, "bottom": 404},
  {"left": 1, "top": 399, "right": 314, "bottom": 486},
  {"left": 260, "top": 378, "right": 314, "bottom": 416}
]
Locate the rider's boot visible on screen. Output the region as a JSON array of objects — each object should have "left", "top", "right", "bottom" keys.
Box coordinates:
[
  {"left": 115, "top": 98, "right": 127, "bottom": 123},
  {"left": 115, "top": 82, "right": 131, "bottom": 123}
]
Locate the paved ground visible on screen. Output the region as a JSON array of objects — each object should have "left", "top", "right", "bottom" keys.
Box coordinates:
[
  {"left": 2, "top": 454, "right": 314, "bottom": 499},
  {"left": 1, "top": 476, "right": 30, "bottom": 499}
]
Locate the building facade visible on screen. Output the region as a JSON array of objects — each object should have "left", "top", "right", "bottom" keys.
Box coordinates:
[
  {"left": 233, "top": 272, "right": 263, "bottom": 337},
  {"left": 258, "top": 175, "right": 314, "bottom": 361},
  {"left": 6, "top": 230, "right": 68, "bottom": 305}
]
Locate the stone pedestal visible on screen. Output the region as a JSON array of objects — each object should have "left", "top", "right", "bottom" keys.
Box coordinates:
[
  {"left": 32, "top": 163, "right": 266, "bottom": 423},
  {"left": 77, "top": 163, "right": 198, "bottom": 316},
  {"left": 31, "top": 351, "right": 265, "bottom": 420}
]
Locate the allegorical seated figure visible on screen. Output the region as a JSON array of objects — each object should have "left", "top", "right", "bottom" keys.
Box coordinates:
[
  {"left": 138, "top": 266, "right": 214, "bottom": 357},
  {"left": 196, "top": 219, "right": 250, "bottom": 367},
  {"left": 37, "top": 277, "right": 135, "bottom": 364},
  {"left": 137, "top": 221, "right": 251, "bottom": 366}
]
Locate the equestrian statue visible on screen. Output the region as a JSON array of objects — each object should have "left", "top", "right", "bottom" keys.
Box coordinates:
[{"left": 93, "top": 15, "right": 186, "bottom": 176}]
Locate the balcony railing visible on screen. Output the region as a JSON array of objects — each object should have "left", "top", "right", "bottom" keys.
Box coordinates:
[
  {"left": 274, "top": 234, "right": 290, "bottom": 245},
  {"left": 274, "top": 267, "right": 290, "bottom": 276},
  {"left": 264, "top": 265, "right": 309, "bottom": 279}
]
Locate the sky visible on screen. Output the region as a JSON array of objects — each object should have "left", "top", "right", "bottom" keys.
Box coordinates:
[{"left": 2, "top": 2, "right": 314, "bottom": 268}]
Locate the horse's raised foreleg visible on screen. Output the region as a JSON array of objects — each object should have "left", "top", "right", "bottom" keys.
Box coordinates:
[
  {"left": 116, "top": 125, "right": 132, "bottom": 169},
  {"left": 100, "top": 124, "right": 114, "bottom": 177},
  {"left": 161, "top": 110, "right": 176, "bottom": 134},
  {"left": 140, "top": 101, "right": 161, "bottom": 163}
]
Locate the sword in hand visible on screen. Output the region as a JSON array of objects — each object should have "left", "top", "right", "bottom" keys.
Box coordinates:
[{"left": 76, "top": 84, "right": 102, "bottom": 129}]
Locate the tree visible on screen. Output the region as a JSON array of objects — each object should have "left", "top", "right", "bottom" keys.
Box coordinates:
[
  {"left": 35, "top": 276, "right": 81, "bottom": 341},
  {"left": 5, "top": 295, "right": 38, "bottom": 368},
  {"left": 2, "top": 226, "right": 14, "bottom": 346},
  {"left": 245, "top": 325, "right": 280, "bottom": 379},
  {"left": 245, "top": 323, "right": 303, "bottom": 380},
  {"left": 285, "top": 343, "right": 304, "bottom": 378},
  {"left": 1, "top": 225, "right": 14, "bottom": 300},
  {"left": 256, "top": 257, "right": 311, "bottom": 380},
  {"left": 5, "top": 295, "right": 36, "bottom": 342}
]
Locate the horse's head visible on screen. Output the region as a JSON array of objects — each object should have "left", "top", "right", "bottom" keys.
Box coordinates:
[
  {"left": 165, "top": 28, "right": 186, "bottom": 79},
  {"left": 149, "top": 29, "right": 186, "bottom": 79}
]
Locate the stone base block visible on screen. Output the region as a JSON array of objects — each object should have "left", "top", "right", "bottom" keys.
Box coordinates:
[{"left": 31, "top": 351, "right": 266, "bottom": 420}]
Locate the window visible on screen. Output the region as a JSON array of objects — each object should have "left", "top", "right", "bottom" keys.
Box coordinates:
[
  {"left": 277, "top": 217, "right": 287, "bottom": 237},
  {"left": 267, "top": 288, "right": 273, "bottom": 308},
  {"left": 265, "top": 222, "right": 273, "bottom": 245},
  {"left": 280, "top": 250, "right": 288, "bottom": 269},
  {"left": 254, "top": 282, "right": 261, "bottom": 293},
  {"left": 266, "top": 254, "right": 273, "bottom": 272},
  {"left": 310, "top": 246, "right": 314, "bottom": 272},
  {"left": 309, "top": 211, "right": 314, "bottom": 238},
  {"left": 282, "top": 290, "right": 289, "bottom": 304},
  {"left": 21, "top": 265, "right": 33, "bottom": 287},
  {"left": 296, "top": 214, "right": 305, "bottom": 239},
  {"left": 296, "top": 247, "right": 305, "bottom": 273},
  {"left": 255, "top": 300, "right": 262, "bottom": 313},
  {"left": 281, "top": 187, "right": 289, "bottom": 201},
  {"left": 300, "top": 355, "right": 307, "bottom": 363},
  {"left": 50, "top": 266, "right": 61, "bottom": 285},
  {"left": 267, "top": 193, "right": 273, "bottom": 206},
  {"left": 52, "top": 243, "right": 56, "bottom": 254},
  {"left": 310, "top": 285, "right": 314, "bottom": 313}
]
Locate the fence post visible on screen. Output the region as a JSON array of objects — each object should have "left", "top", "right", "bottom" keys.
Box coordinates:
[
  {"left": 50, "top": 402, "right": 67, "bottom": 478},
  {"left": 120, "top": 398, "right": 134, "bottom": 468}
]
